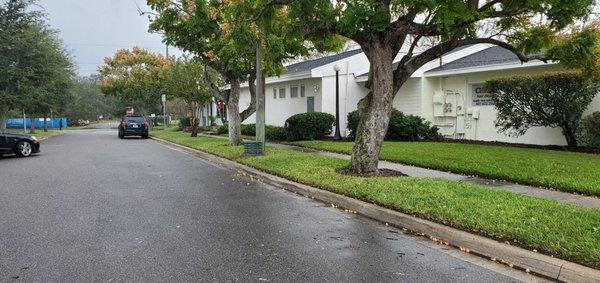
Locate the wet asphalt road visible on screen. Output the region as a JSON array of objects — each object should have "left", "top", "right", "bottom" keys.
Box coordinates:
[{"left": 0, "top": 129, "right": 531, "bottom": 282}]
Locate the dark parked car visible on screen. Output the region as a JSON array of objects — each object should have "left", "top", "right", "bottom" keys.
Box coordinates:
[
  {"left": 118, "top": 115, "right": 149, "bottom": 139},
  {"left": 0, "top": 132, "right": 40, "bottom": 157}
]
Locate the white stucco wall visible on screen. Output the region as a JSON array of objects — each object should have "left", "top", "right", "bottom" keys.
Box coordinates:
[
  {"left": 239, "top": 78, "right": 322, "bottom": 126},
  {"left": 232, "top": 45, "right": 600, "bottom": 146},
  {"left": 334, "top": 77, "right": 423, "bottom": 136},
  {"left": 424, "top": 64, "right": 600, "bottom": 145}
]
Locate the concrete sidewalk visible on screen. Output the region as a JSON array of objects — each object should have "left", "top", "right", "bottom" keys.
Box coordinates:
[
  {"left": 268, "top": 142, "right": 600, "bottom": 209},
  {"left": 202, "top": 134, "right": 600, "bottom": 208}
]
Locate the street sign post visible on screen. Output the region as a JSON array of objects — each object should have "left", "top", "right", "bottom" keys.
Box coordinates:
[{"left": 161, "top": 94, "right": 167, "bottom": 129}]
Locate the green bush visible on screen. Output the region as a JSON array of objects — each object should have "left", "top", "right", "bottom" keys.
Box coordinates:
[
  {"left": 198, "top": 126, "right": 211, "bottom": 132},
  {"left": 266, "top": 125, "right": 288, "bottom": 141},
  {"left": 486, "top": 73, "right": 600, "bottom": 147},
  {"left": 179, "top": 117, "right": 191, "bottom": 130},
  {"left": 216, "top": 123, "right": 288, "bottom": 141},
  {"left": 241, "top": 124, "right": 256, "bottom": 136},
  {"left": 285, "top": 112, "right": 335, "bottom": 141},
  {"left": 217, "top": 124, "right": 228, "bottom": 135},
  {"left": 580, "top": 112, "right": 600, "bottom": 148},
  {"left": 347, "top": 109, "right": 440, "bottom": 141}
]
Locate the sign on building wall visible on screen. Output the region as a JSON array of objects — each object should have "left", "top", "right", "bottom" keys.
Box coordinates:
[{"left": 471, "top": 84, "right": 494, "bottom": 106}]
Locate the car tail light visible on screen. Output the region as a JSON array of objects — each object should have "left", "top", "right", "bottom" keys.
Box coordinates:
[
  {"left": 144, "top": 122, "right": 149, "bottom": 130},
  {"left": 120, "top": 121, "right": 126, "bottom": 128}
]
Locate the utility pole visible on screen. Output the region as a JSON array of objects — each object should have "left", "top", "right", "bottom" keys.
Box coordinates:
[
  {"left": 333, "top": 65, "right": 342, "bottom": 140},
  {"left": 164, "top": 44, "right": 170, "bottom": 129},
  {"left": 162, "top": 94, "right": 167, "bottom": 129},
  {"left": 255, "top": 41, "right": 265, "bottom": 153}
]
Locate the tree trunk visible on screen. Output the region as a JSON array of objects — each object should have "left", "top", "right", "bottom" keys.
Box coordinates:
[
  {"left": 239, "top": 72, "right": 257, "bottom": 122},
  {"left": 190, "top": 115, "right": 199, "bottom": 137},
  {"left": 348, "top": 44, "right": 395, "bottom": 175},
  {"left": 0, "top": 108, "right": 4, "bottom": 130},
  {"left": 227, "top": 77, "right": 243, "bottom": 146},
  {"left": 29, "top": 117, "right": 36, "bottom": 134},
  {"left": 191, "top": 103, "right": 199, "bottom": 137},
  {"left": 563, "top": 126, "right": 578, "bottom": 148},
  {"left": 43, "top": 114, "right": 48, "bottom": 132}
]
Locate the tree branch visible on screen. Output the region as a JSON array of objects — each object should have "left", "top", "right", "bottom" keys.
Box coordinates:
[{"left": 239, "top": 72, "right": 257, "bottom": 121}]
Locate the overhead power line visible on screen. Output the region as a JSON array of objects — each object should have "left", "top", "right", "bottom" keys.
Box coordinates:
[{"left": 65, "top": 42, "right": 166, "bottom": 50}]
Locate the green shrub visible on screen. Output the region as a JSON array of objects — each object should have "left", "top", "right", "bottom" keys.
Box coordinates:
[
  {"left": 179, "top": 117, "right": 191, "bottom": 130},
  {"left": 217, "top": 124, "right": 228, "bottom": 135},
  {"left": 266, "top": 125, "right": 288, "bottom": 141},
  {"left": 347, "top": 109, "right": 440, "bottom": 141},
  {"left": 198, "top": 126, "right": 211, "bottom": 132},
  {"left": 241, "top": 124, "right": 256, "bottom": 136},
  {"left": 486, "top": 73, "right": 600, "bottom": 147},
  {"left": 580, "top": 112, "right": 600, "bottom": 148},
  {"left": 285, "top": 112, "right": 335, "bottom": 141},
  {"left": 216, "top": 123, "right": 288, "bottom": 141}
]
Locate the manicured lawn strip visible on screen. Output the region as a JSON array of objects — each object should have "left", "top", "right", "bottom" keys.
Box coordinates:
[
  {"left": 3, "top": 129, "right": 60, "bottom": 139},
  {"left": 292, "top": 140, "right": 600, "bottom": 197},
  {"left": 152, "top": 130, "right": 600, "bottom": 268},
  {"left": 31, "top": 130, "right": 60, "bottom": 139}
]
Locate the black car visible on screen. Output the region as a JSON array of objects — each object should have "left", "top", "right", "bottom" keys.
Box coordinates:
[
  {"left": 0, "top": 132, "right": 40, "bottom": 157},
  {"left": 118, "top": 115, "right": 149, "bottom": 139}
]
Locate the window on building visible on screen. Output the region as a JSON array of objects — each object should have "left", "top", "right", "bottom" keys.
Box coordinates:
[
  {"left": 279, "top": 87, "right": 286, "bottom": 99},
  {"left": 300, "top": 85, "right": 305, "bottom": 97},
  {"left": 290, "top": 86, "right": 299, "bottom": 98},
  {"left": 273, "top": 88, "right": 277, "bottom": 99}
]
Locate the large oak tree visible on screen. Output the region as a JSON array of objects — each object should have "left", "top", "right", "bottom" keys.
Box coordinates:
[
  {"left": 273, "top": 0, "right": 598, "bottom": 174},
  {"left": 98, "top": 47, "right": 171, "bottom": 115},
  {"left": 147, "top": 0, "right": 308, "bottom": 145},
  {"left": 0, "top": 0, "right": 73, "bottom": 133}
]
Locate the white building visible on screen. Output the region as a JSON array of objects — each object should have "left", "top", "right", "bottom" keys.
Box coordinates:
[{"left": 228, "top": 45, "right": 599, "bottom": 146}]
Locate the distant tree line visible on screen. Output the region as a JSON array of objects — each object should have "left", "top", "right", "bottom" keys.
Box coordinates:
[{"left": 0, "top": 0, "right": 127, "bottom": 132}]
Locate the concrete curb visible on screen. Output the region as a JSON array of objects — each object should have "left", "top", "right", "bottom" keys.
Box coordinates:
[
  {"left": 152, "top": 136, "right": 600, "bottom": 283},
  {"left": 38, "top": 131, "right": 63, "bottom": 142}
]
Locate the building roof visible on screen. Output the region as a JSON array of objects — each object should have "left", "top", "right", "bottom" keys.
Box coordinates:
[
  {"left": 426, "top": 46, "right": 520, "bottom": 73},
  {"left": 284, "top": 49, "right": 363, "bottom": 74},
  {"left": 355, "top": 45, "right": 477, "bottom": 78}
]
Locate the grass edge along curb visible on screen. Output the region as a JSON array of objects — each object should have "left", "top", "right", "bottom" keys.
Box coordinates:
[
  {"left": 150, "top": 135, "right": 600, "bottom": 282},
  {"left": 291, "top": 140, "right": 600, "bottom": 197}
]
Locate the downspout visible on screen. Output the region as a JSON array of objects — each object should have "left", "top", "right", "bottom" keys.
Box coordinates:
[{"left": 344, "top": 61, "right": 350, "bottom": 137}]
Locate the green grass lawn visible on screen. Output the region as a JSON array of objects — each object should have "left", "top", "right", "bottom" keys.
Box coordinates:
[
  {"left": 34, "top": 130, "right": 60, "bottom": 139},
  {"left": 2, "top": 129, "right": 60, "bottom": 139},
  {"left": 152, "top": 129, "right": 600, "bottom": 268},
  {"left": 292, "top": 140, "right": 600, "bottom": 197}
]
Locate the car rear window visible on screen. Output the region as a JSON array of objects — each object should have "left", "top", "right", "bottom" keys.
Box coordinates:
[{"left": 124, "top": 117, "right": 146, "bottom": 123}]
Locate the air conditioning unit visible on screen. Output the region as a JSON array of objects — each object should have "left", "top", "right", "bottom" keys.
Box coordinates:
[{"left": 433, "top": 91, "right": 445, "bottom": 117}]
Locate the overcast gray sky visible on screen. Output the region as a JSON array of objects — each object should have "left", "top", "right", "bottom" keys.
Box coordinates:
[{"left": 36, "top": 0, "right": 182, "bottom": 76}]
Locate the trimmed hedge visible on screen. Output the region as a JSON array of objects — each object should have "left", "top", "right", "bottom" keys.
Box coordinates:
[
  {"left": 217, "top": 124, "right": 228, "bottom": 135},
  {"left": 347, "top": 109, "right": 440, "bottom": 141},
  {"left": 179, "top": 117, "right": 191, "bottom": 130},
  {"left": 216, "top": 123, "right": 288, "bottom": 141},
  {"left": 284, "top": 112, "right": 335, "bottom": 141},
  {"left": 241, "top": 124, "right": 256, "bottom": 136},
  {"left": 580, "top": 112, "right": 600, "bottom": 148}
]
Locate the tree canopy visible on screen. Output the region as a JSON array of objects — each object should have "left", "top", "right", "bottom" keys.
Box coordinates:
[
  {"left": 0, "top": 0, "right": 74, "bottom": 121},
  {"left": 271, "top": 0, "right": 599, "bottom": 174},
  {"left": 98, "top": 47, "right": 171, "bottom": 115},
  {"left": 146, "top": 0, "right": 311, "bottom": 145},
  {"left": 163, "top": 57, "right": 216, "bottom": 136}
]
